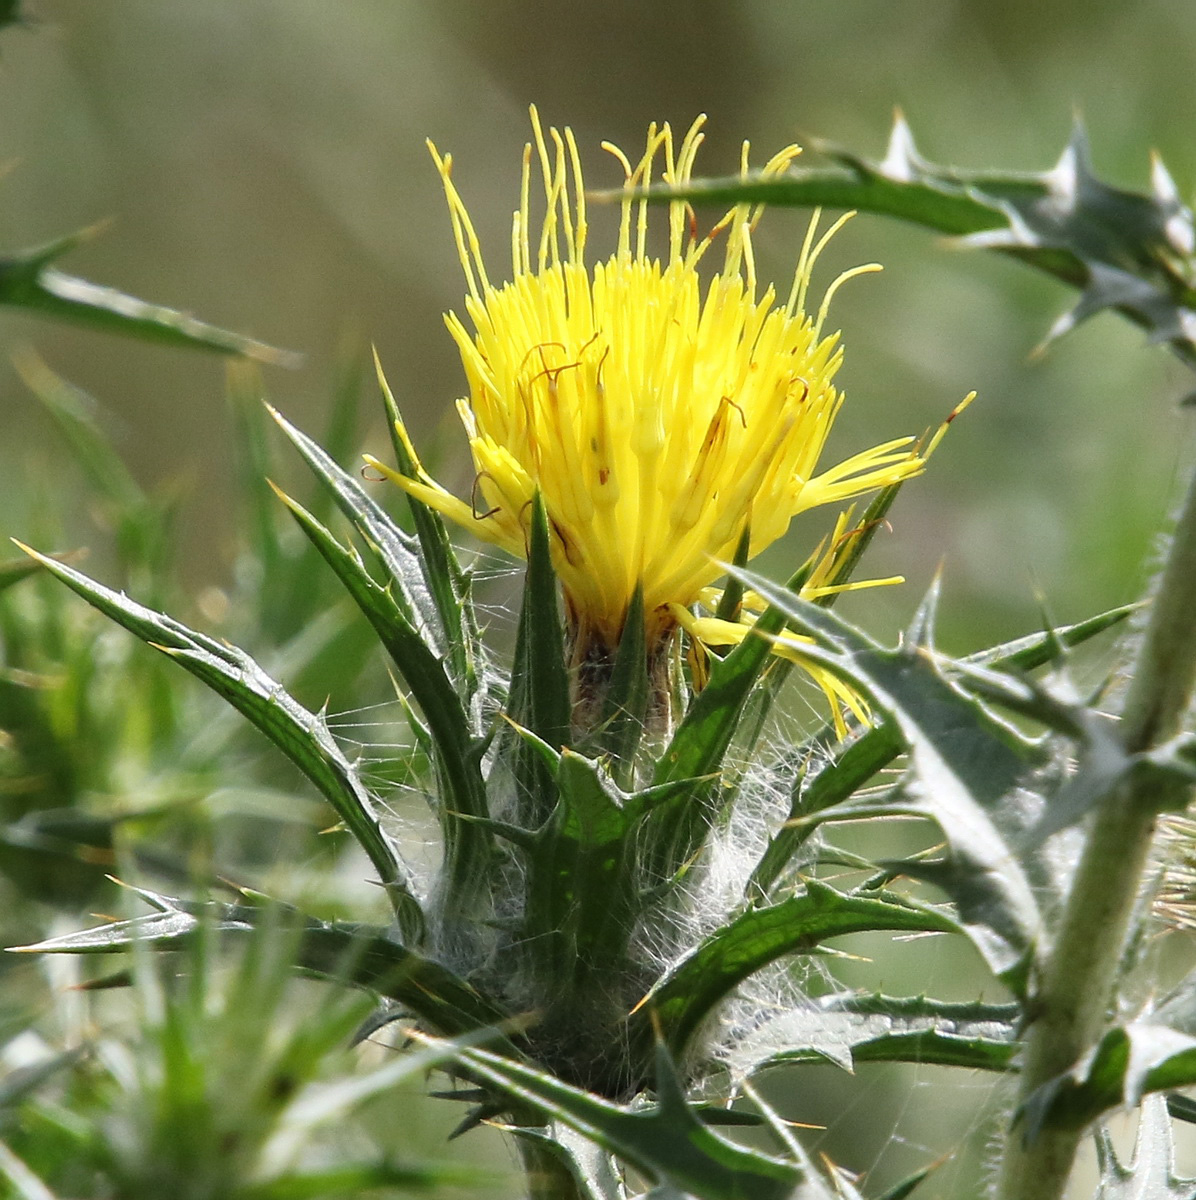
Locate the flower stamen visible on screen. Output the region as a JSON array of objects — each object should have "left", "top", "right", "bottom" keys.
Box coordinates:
[{"left": 375, "top": 111, "right": 966, "bottom": 732}]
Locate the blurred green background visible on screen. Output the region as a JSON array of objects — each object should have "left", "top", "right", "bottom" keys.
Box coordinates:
[
  {"left": 3, "top": 0, "right": 1194, "bottom": 647},
  {"left": 2, "top": 3, "right": 1195, "bottom": 1195}
]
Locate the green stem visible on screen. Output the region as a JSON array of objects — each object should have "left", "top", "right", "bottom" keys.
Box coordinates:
[
  {"left": 997, "top": 459, "right": 1196, "bottom": 1200},
  {"left": 518, "top": 1137, "right": 587, "bottom": 1200}
]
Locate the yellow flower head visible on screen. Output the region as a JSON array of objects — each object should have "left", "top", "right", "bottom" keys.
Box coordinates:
[{"left": 371, "top": 110, "right": 936, "bottom": 669}]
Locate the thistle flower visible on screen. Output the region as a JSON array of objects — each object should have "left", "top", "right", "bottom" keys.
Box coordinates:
[{"left": 369, "top": 110, "right": 939, "bottom": 722}]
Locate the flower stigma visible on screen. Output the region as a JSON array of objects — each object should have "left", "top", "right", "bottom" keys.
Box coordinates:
[{"left": 368, "top": 109, "right": 966, "bottom": 734}]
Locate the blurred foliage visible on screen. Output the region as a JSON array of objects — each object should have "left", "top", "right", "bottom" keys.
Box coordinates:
[
  {"left": 0, "top": 224, "right": 297, "bottom": 361},
  {"left": 0, "top": 919, "right": 498, "bottom": 1199},
  {"left": 0, "top": 349, "right": 387, "bottom": 936},
  {"left": 0, "top": 343, "right": 514, "bottom": 1194}
]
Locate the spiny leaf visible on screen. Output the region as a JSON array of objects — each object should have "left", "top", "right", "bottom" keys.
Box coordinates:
[
  {"left": 0, "top": 227, "right": 296, "bottom": 362},
  {"left": 642, "top": 116, "right": 1196, "bottom": 372},
  {"left": 373, "top": 353, "right": 492, "bottom": 705},
  {"left": 11, "top": 899, "right": 507, "bottom": 1037},
  {"left": 501, "top": 1123, "right": 623, "bottom": 1200},
  {"left": 1166, "top": 1092, "right": 1196, "bottom": 1124},
  {"left": 268, "top": 487, "right": 494, "bottom": 918},
  {"left": 733, "top": 570, "right": 1044, "bottom": 988},
  {"left": 267, "top": 406, "right": 447, "bottom": 664},
  {"left": 639, "top": 880, "right": 960, "bottom": 1057},
  {"left": 644, "top": 561, "right": 814, "bottom": 886},
  {"left": 424, "top": 1038, "right": 803, "bottom": 1200},
  {"left": 12, "top": 544, "right": 423, "bottom": 938},
  {"left": 727, "top": 991, "right": 1019, "bottom": 1078},
  {"left": 1019, "top": 1022, "right": 1196, "bottom": 1142},
  {"left": 505, "top": 731, "right": 708, "bottom": 1022},
  {"left": 595, "top": 584, "right": 650, "bottom": 784},
  {"left": 1093, "top": 1094, "right": 1196, "bottom": 1199},
  {"left": 506, "top": 493, "right": 571, "bottom": 829},
  {"left": 963, "top": 603, "right": 1137, "bottom": 672},
  {"left": 520, "top": 748, "right": 642, "bottom": 988},
  {"left": 750, "top": 600, "right": 1136, "bottom": 899}
]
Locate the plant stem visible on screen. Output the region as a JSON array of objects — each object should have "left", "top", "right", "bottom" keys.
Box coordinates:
[
  {"left": 518, "top": 1137, "right": 587, "bottom": 1200},
  {"left": 996, "top": 459, "right": 1196, "bottom": 1200}
]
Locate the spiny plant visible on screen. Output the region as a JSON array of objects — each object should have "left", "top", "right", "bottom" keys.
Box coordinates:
[
  {"left": 0, "top": 348, "right": 382, "bottom": 927},
  {"left": 11, "top": 111, "right": 1196, "bottom": 1200},
  {"left": 0, "top": 913, "right": 495, "bottom": 1199},
  {"left": 0, "top": 205, "right": 324, "bottom": 924},
  {"left": 0, "top": 198, "right": 479, "bottom": 1196}
]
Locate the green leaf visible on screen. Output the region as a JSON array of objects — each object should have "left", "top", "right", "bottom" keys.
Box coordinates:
[
  {"left": 1167, "top": 1092, "right": 1196, "bottom": 1124},
  {"left": 506, "top": 494, "right": 572, "bottom": 829},
  {"left": 1020, "top": 1023, "right": 1196, "bottom": 1141},
  {"left": 1093, "top": 1095, "right": 1196, "bottom": 1200},
  {"left": 734, "top": 570, "right": 1043, "bottom": 986},
  {"left": 507, "top": 738, "right": 712, "bottom": 1097},
  {"left": 521, "top": 748, "right": 640, "bottom": 988},
  {"left": 13, "top": 544, "right": 423, "bottom": 937},
  {"left": 0, "top": 1140, "right": 60, "bottom": 1200},
  {"left": 595, "top": 584, "right": 650, "bottom": 785},
  {"left": 266, "top": 488, "right": 494, "bottom": 919},
  {"left": 951, "top": 665, "right": 1196, "bottom": 839},
  {"left": 374, "top": 354, "right": 493, "bottom": 705},
  {"left": 12, "top": 899, "right": 507, "bottom": 1037},
  {"left": 964, "top": 603, "right": 1138, "bottom": 672},
  {"left": 728, "top": 991, "right": 1019, "bottom": 1077},
  {"left": 643, "top": 561, "right": 814, "bottom": 885},
  {"left": 639, "top": 880, "right": 960, "bottom": 1057},
  {"left": 234, "top": 1160, "right": 482, "bottom": 1200},
  {"left": 0, "top": 227, "right": 296, "bottom": 362},
  {"left": 502, "top": 1125, "right": 622, "bottom": 1200},
  {"left": 429, "top": 1038, "right": 803, "bottom": 1200},
  {"left": 630, "top": 145, "right": 1005, "bottom": 235},
  {"left": 267, "top": 406, "right": 447, "bottom": 664},
  {"left": 749, "top": 602, "right": 1138, "bottom": 900},
  {"left": 641, "top": 117, "right": 1196, "bottom": 372}
]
